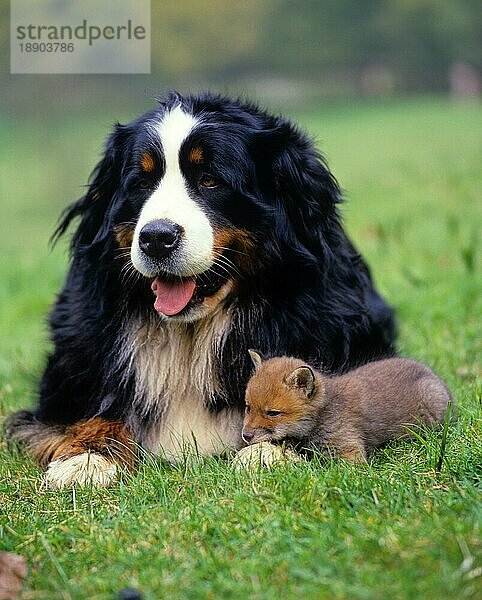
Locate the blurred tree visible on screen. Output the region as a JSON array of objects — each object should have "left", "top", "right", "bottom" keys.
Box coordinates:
[
  {"left": 259, "top": 0, "right": 481, "bottom": 93},
  {"left": 150, "top": 0, "right": 267, "bottom": 78},
  {"left": 260, "top": 0, "right": 383, "bottom": 73},
  {"left": 1, "top": 0, "right": 480, "bottom": 113},
  {"left": 373, "top": 0, "right": 482, "bottom": 91}
]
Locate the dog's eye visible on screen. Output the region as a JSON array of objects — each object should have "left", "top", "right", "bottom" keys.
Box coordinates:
[
  {"left": 199, "top": 174, "right": 219, "bottom": 189},
  {"left": 139, "top": 180, "right": 151, "bottom": 189},
  {"left": 245, "top": 405, "right": 251, "bottom": 414},
  {"left": 266, "top": 410, "right": 282, "bottom": 417}
]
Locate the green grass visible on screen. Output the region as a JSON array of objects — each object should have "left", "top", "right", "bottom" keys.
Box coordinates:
[{"left": 0, "top": 98, "right": 481, "bottom": 599}]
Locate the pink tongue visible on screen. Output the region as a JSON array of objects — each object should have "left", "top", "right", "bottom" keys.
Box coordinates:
[{"left": 151, "top": 277, "right": 196, "bottom": 316}]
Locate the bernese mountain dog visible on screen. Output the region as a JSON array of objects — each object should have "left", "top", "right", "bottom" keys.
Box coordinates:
[{"left": 6, "top": 92, "right": 396, "bottom": 487}]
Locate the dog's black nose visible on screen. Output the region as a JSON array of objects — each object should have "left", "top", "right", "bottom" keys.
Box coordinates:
[
  {"left": 139, "top": 220, "right": 181, "bottom": 260},
  {"left": 242, "top": 429, "right": 254, "bottom": 443}
]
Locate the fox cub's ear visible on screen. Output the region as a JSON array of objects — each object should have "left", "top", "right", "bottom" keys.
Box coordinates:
[
  {"left": 285, "top": 366, "right": 315, "bottom": 398},
  {"left": 248, "top": 349, "right": 263, "bottom": 370}
]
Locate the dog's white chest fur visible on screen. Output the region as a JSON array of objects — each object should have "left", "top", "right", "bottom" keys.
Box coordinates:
[{"left": 122, "top": 312, "right": 243, "bottom": 461}]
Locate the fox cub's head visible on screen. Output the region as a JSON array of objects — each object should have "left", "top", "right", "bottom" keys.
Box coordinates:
[{"left": 242, "top": 350, "right": 325, "bottom": 445}]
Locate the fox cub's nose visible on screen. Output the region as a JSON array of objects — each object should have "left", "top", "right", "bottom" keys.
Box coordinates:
[{"left": 242, "top": 429, "right": 255, "bottom": 443}]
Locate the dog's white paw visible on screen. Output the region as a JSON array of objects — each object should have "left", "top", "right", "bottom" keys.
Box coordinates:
[
  {"left": 45, "top": 453, "right": 117, "bottom": 489},
  {"left": 233, "top": 442, "right": 300, "bottom": 472}
]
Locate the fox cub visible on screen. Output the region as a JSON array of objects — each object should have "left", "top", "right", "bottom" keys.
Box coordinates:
[{"left": 243, "top": 351, "right": 452, "bottom": 462}]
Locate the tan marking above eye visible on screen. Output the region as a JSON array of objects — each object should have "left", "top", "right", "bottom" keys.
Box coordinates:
[
  {"left": 140, "top": 152, "right": 155, "bottom": 172},
  {"left": 189, "top": 146, "right": 204, "bottom": 164}
]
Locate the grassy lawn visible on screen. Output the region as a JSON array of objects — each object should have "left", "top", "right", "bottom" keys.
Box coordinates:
[{"left": 0, "top": 98, "right": 480, "bottom": 599}]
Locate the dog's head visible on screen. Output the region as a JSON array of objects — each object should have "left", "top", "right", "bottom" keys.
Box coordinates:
[{"left": 56, "top": 92, "right": 341, "bottom": 322}]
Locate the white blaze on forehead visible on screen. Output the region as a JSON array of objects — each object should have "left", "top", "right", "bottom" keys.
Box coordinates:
[
  {"left": 131, "top": 105, "right": 214, "bottom": 277},
  {"left": 157, "top": 104, "right": 197, "bottom": 170}
]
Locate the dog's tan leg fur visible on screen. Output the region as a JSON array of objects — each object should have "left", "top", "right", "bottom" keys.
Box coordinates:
[
  {"left": 46, "top": 418, "right": 136, "bottom": 488},
  {"left": 6, "top": 413, "right": 136, "bottom": 488}
]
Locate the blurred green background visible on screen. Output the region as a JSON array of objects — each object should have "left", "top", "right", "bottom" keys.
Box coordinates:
[
  {"left": 0, "top": 0, "right": 480, "bottom": 405},
  {"left": 0, "top": 0, "right": 481, "bottom": 385},
  {"left": 1, "top": 4, "right": 481, "bottom": 598}
]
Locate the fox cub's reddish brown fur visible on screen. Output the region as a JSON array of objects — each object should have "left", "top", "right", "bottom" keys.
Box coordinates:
[{"left": 243, "top": 351, "right": 452, "bottom": 462}]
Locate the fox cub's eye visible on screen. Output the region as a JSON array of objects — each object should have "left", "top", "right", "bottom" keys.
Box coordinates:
[
  {"left": 199, "top": 174, "right": 219, "bottom": 189},
  {"left": 266, "top": 410, "right": 282, "bottom": 417}
]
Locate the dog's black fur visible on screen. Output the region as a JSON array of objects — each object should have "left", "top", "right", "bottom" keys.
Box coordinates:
[{"left": 9, "top": 92, "right": 396, "bottom": 453}]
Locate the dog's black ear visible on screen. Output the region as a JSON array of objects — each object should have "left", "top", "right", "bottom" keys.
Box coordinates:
[
  {"left": 262, "top": 120, "right": 342, "bottom": 256},
  {"left": 52, "top": 123, "right": 131, "bottom": 251}
]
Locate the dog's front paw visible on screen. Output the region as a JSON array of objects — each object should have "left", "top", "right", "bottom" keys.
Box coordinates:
[
  {"left": 45, "top": 453, "right": 117, "bottom": 489},
  {"left": 232, "top": 442, "right": 300, "bottom": 472}
]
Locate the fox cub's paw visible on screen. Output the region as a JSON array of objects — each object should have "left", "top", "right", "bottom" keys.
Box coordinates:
[
  {"left": 232, "top": 442, "right": 301, "bottom": 472},
  {"left": 45, "top": 453, "right": 117, "bottom": 489}
]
